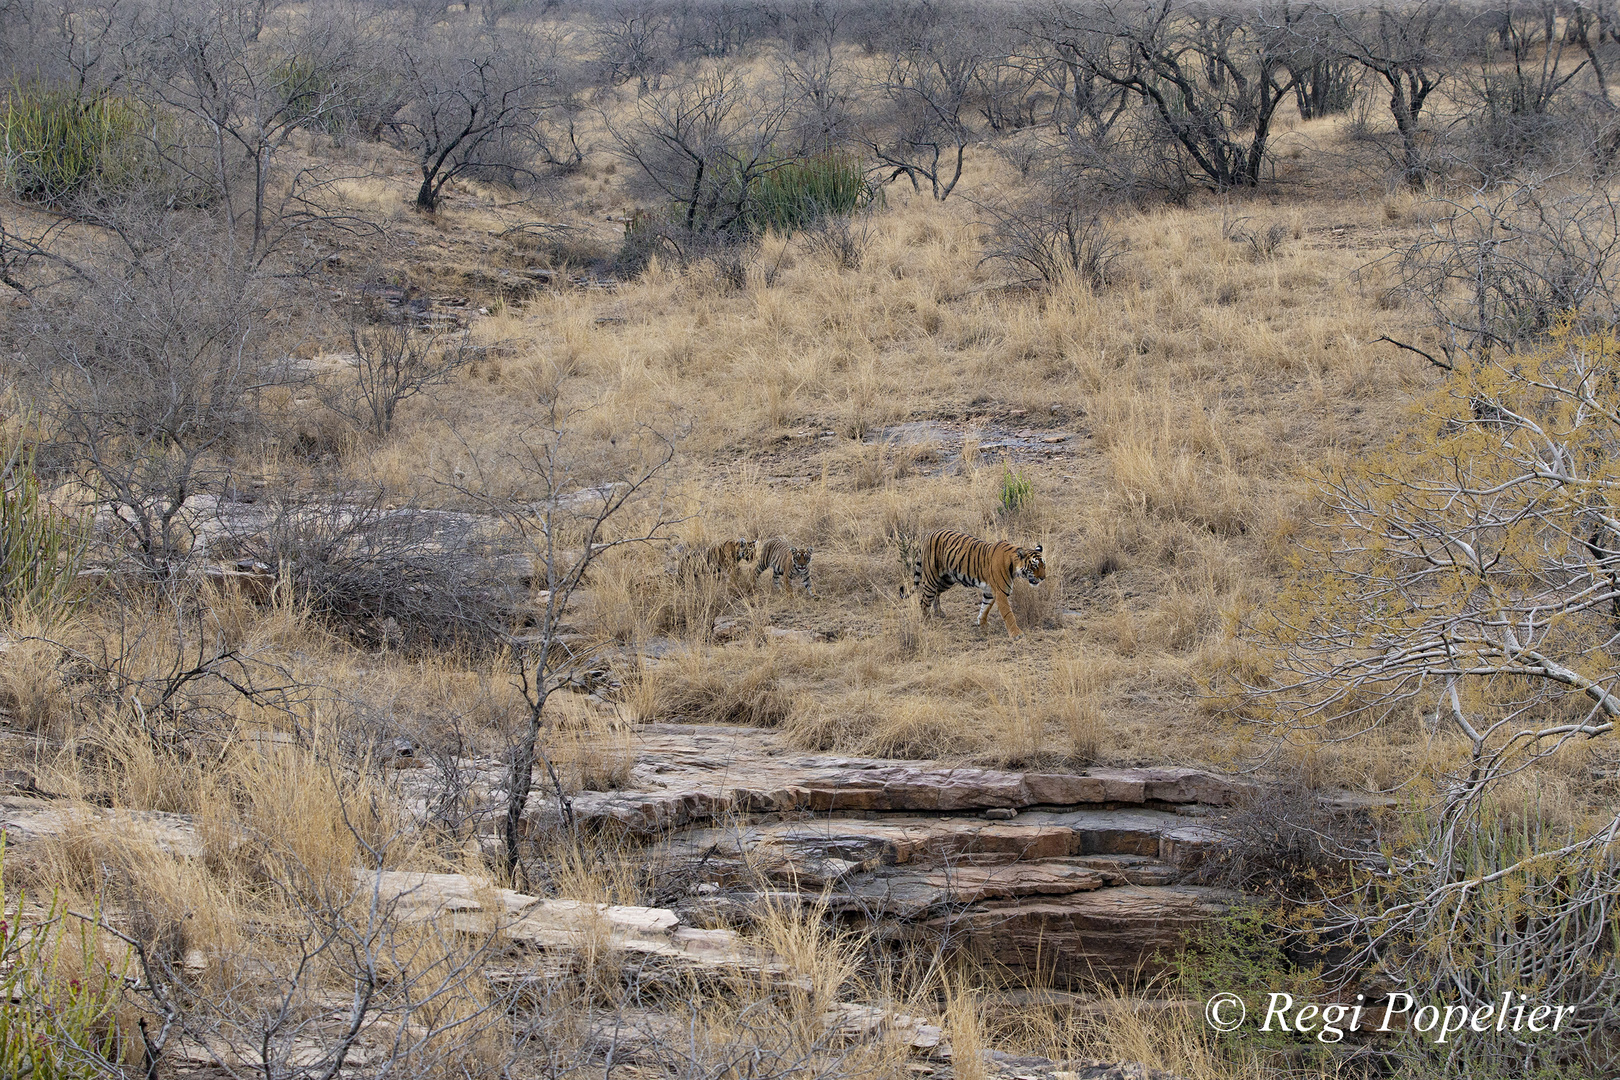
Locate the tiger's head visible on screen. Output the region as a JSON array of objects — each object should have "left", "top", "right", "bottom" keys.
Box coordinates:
[
  {"left": 1015, "top": 544, "right": 1046, "bottom": 587},
  {"left": 791, "top": 546, "right": 812, "bottom": 569},
  {"left": 734, "top": 538, "right": 757, "bottom": 563}
]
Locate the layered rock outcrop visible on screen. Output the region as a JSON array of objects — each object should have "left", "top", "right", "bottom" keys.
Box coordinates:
[{"left": 508, "top": 723, "right": 1251, "bottom": 984}]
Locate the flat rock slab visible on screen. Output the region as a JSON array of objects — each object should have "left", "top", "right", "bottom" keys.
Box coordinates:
[
  {"left": 0, "top": 797, "right": 204, "bottom": 857},
  {"left": 654, "top": 809, "right": 1227, "bottom": 976},
  {"left": 567, "top": 724, "right": 1255, "bottom": 833},
  {"left": 925, "top": 885, "right": 1234, "bottom": 983},
  {"left": 838, "top": 861, "right": 1109, "bottom": 918},
  {"left": 360, "top": 870, "right": 771, "bottom": 973},
  {"left": 662, "top": 810, "right": 1216, "bottom": 891}
]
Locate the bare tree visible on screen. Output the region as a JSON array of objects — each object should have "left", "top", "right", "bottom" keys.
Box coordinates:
[
  {"left": 1453, "top": 1, "right": 1587, "bottom": 172},
  {"left": 1046, "top": 0, "right": 1298, "bottom": 192},
  {"left": 0, "top": 205, "right": 91, "bottom": 297},
  {"left": 1279, "top": 2, "right": 1360, "bottom": 120},
  {"left": 972, "top": 29, "right": 1060, "bottom": 133},
  {"left": 320, "top": 322, "right": 477, "bottom": 439},
  {"left": 589, "top": 0, "right": 672, "bottom": 93},
  {"left": 1243, "top": 327, "right": 1620, "bottom": 1076},
  {"left": 865, "top": 21, "right": 983, "bottom": 200},
  {"left": 136, "top": 0, "right": 375, "bottom": 260},
  {"left": 445, "top": 388, "right": 679, "bottom": 884},
  {"left": 777, "top": 0, "right": 856, "bottom": 150},
  {"left": 1334, "top": 0, "right": 1453, "bottom": 186},
  {"left": 1567, "top": 0, "right": 1620, "bottom": 98},
  {"left": 9, "top": 0, "right": 142, "bottom": 99},
  {"left": 670, "top": 0, "right": 767, "bottom": 59},
  {"left": 384, "top": 25, "right": 564, "bottom": 212},
  {"left": 1381, "top": 180, "right": 1620, "bottom": 371},
  {"left": 606, "top": 64, "right": 796, "bottom": 242},
  {"left": 482, "top": 0, "right": 542, "bottom": 29},
  {"left": 1034, "top": 14, "right": 1131, "bottom": 145},
  {"left": 977, "top": 190, "right": 1128, "bottom": 288},
  {"left": 22, "top": 237, "right": 288, "bottom": 576}
]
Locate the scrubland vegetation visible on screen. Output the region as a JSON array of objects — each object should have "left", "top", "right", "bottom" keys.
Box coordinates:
[{"left": 5, "top": 0, "right": 1620, "bottom": 1076}]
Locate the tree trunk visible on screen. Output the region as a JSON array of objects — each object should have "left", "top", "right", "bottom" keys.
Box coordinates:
[{"left": 502, "top": 687, "right": 549, "bottom": 883}]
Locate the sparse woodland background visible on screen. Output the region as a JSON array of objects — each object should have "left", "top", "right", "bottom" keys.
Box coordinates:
[{"left": 4, "top": 0, "right": 1620, "bottom": 1076}]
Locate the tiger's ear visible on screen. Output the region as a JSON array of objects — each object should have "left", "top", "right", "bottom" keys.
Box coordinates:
[{"left": 1034, "top": 544, "right": 1043, "bottom": 555}]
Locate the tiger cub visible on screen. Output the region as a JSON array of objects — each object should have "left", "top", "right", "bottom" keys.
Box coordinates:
[
  {"left": 901, "top": 528, "right": 1046, "bottom": 638},
  {"left": 754, "top": 537, "right": 813, "bottom": 595},
  {"left": 678, "top": 537, "right": 756, "bottom": 578}
]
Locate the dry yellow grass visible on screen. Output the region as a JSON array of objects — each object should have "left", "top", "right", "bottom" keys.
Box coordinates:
[
  {"left": 333, "top": 133, "right": 1426, "bottom": 777},
  {"left": 0, "top": 64, "right": 1533, "bottom": 1078}
]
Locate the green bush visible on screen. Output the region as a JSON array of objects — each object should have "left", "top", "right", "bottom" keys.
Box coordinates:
[
  {"left": 998, "top": 461, "right": 1033, "bottom": 516},
  {"left": 747, "top": 152, "right": 874, "bottom": 235},
  {"left": 275, "top": 55, "right": 328, "bottom": 112},
  {"left": 614, "top": 154, "right": 876, "bottom": 277},
  {"left": 0, "top": 846, "right": 128, "bottom": 1078},
  {"left": 273, "top": 55, "right": 357, "bottom": 134},
  {"left": 2, "top": 428, "right": 88, "bottom": 622},
  {"left": 1, "top": 84, "right": 145, "bottom": 205}
]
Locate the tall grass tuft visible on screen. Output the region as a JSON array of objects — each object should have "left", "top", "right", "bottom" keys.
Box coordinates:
[
  {"left": 1, "top": 83, "right": 144, "bottom": 205},
  {"left": 0, "top": 845, "right": 129, "bottom": 1076},
  {"left": 999, "top": 461, "right": 1034, "bottom": 516},
  {"left": 747, "top": 152, "right": 873, "bottom": 235},
  {"left": 2, "top": 424, "right": 88, "bottom": 623}
]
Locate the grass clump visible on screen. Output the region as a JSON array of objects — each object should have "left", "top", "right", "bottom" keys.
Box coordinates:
[
  {"left": 748, "top": 152, "right": 874, "bottom": 235},
  {"left": 0, "top": 847, "right": 128, "bottom": 1078},
  {"left": 999, "top": 461, "right": 1034, "bottom": 516},
  {"left": 2, "top": 433, "right": 87, "bottom": 623},
  {"left": 1, "top": 84, "right": 145, "bottom": 205}
]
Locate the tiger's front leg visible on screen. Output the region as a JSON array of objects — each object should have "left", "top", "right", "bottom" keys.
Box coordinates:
[
  {"left": 992, "top": 588, "right": 1022, "bottom": 638},
  {"left": 976, "top": 590, "right": 994, "bottom": 628}
]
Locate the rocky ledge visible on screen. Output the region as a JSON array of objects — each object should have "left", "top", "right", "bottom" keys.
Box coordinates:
[
  {"left": 0, "top": 722, "right": 1251, "bottom": 988},
  {"left": 564, "top": 724, "right": 1255, "bottom": 831},
  {"left": 416, "top": 723, "right": 1254, "bottom": 986}
]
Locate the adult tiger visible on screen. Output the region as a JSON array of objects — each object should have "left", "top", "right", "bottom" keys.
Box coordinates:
[
  {"left": 678, "top": 537, "right": 756, "bottom": 578},
  {"left": 901, "top": 529, "right": 1046, "bottom": 638},
  {"left": 754, "top": 537, "right": 813, "bottom": 595}
]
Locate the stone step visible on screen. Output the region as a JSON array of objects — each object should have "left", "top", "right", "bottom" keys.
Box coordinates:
[
  {"left": 834, "top": 859, "right": 1110, "bottom": 918},
  {"left": 661, "top": 809, "right": 1221, "bottom": 890},
  {"left": 564, "top": 723, "right": 1255, "bottom": 834},
  {"left": 0, "top": 797, "right": 205, "bottom": 857},
  {"left": 920, "top": 885, "right": 1236, "bottom": 985},
  {"left": 1067, "top": 854, "right": 1181, "bottom": 887},
  {"left": 381, "top": 723, "right": 1246, "bottom": 987},
  {"left": 360, "top": 870, "right": 784, "bottom": 977}
]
